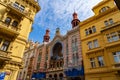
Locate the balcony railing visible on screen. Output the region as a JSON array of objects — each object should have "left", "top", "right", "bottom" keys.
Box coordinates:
[
  {"left": 7, "top": 2, "right": 29, "bottom": 16},
  {"left": 101, "top": 21, "right": 120, "bottom": 31},
  {"left": 0, "top": 20, "right": 20, "bottom": 36},
  {"left": 113, "top": 63, "right": 120, "bottom": 68},
  {"left": 0, "top": 50, "right": 11, "bottom": 60}
]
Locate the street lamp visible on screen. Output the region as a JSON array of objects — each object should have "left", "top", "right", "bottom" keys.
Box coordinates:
[{"left": 114, "top": 0, "right": 120, "bottom": 10}]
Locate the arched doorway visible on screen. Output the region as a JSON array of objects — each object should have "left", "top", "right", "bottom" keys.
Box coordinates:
[
  {"left": 52, "top": 42, "right": 63, "bottom": 60},
  {"left": 59, "top": 73, "right": 63, "bottom": 80},
  {"left": 54, "top": 74, "right": 57, "bottom": 80},
  {"left": 49, "top": 74, "right": 52, "bottom": 80}
]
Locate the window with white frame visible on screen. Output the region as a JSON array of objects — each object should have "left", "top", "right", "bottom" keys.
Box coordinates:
[
  {"left": 13, "top": 2, "right": 19, "bottom": 9},
  {"left": 85, "top": 29, "right": 89, "bottom": 36},
  {"left": 109, "top": 19, "right": 114, "bottom": 24},
  {"left": 93, "top": 39, "right": 99, "bottom": 48},
  {"left": 104, "top": 18, "right": 114, "bottom": 26},
  {"left": 88, "top": 41, "right": 92, "bottom": 49},
  {"left": 90, "top": 58, "right": 96, "bottom": 68},
  {"left": 1, "top": 40, "right": 10, "bottom": 51},
  {"left": 99, "top": 6, "right": 110, "bottom": 13},
  {"left": 5, "top": 17, "right": 11, "bottom": 25},
  {"left": 104, "top": 21, "right": 109, "bottom": 26},
  {"left": 106, "top": 34, "right": 112, "bottom": 42},
  {"left": 113, "top": 51, "right": 120, "bottom": 63},
  {"left": 97, "top": 56, "right": 104, "bottom": 67},
  {"left": 92, "top": 26, "right": 96, "bottom": 33},
  {"left": 106, "top": 31, "right": 119, "bottom": 42},
  {"left": 19, "top": 5, "right": 25, "bottom": 12},
  {"left": 85, "top": 26, "right": 96, "bottom": 36},
  {"left": 111, "top": 32, "right": 119, "bottom": 41}
]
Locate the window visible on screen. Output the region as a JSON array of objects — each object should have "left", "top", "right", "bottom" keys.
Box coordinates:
[
  {"left": 5, "top": 17, "right": 11, "bottom": 25},
  {"left": 73, "top": 54, "right": 75, "bottom": 65},
  {"left": 100, "top": 6, "right": 110, "bottom": 13},
  {"left": 106, "top": 32, "right": 120, "bottom": 43},
  {"left": 66, "top": 43, "right": 68, "bottom": 55},
  {"left": 13, "top": 2, "right": 19, "bottom": 9},
  {"left": 38, "top": 54, "right": 41, "bottom": 62},
  {"left": 113, "top": 51, "right": 120, "bottom": 63},
  {"left": 106, "top": 34, "right": 112, "bottom": 42},
  {"left": 19, "top": 5, "right": 25, "bottom": 12},
  {"left": 104, "top": 21, "right": 109, "bottom": 26},
  {"left": 97, "top": 56, "right": 104, "bottom": 67},
  {"left": 46, "top": 54, "right": 48, "bottom": 60},
  {"left": 12, "top": 21, "right": 18, "bottom": 27},
  {"left": 111, "top": 32, "right": 119, "bottom": 41},
  {"left": 118, "top": 31, "right": 120, "bottom": 38},
  {"left": 88, "top": 41, "right": 92, "bottom": 49},
  {"left": 85, "top": 29, "right": 89, "bottom": 35},
  {"left": 109, "top": 19, "right": 114, "bottom": 24},
  {"left": 1, "top": 40, "right": 10, "bottom": 51},
  {"left": 92, "top": 26, "right": 96, "bottom": 33},
  {"left": 89, "top": 28, "right": 92, "bottom": 34},
  {"left": 0, "top": 38, "right": 2, "bottom": 44},
  {"left": 93, "top": 39, "right": 99, "bottom": 48},
  {"left": 37, "top": 63, "right": 40, "bottom": 70},
  {"left": 66, "top": 57, "right": 68, "bottom": 67},
  {"left": 90, "top": 58, "right": 96, "bottom": 68}
]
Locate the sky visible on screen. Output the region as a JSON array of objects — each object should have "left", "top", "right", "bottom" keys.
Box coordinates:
[{"left": 29, "top": 0, "right": 102, "bottom": 43}]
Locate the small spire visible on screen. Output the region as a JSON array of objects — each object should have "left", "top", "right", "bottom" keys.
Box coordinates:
[
  {"left": 71, "top": 11, "right": 80, "bottom": 28},
  {"left": 43, "top": 29, "right": 50, "bottom": 42},
  {"left": 55, "top": 28, "right": 60, "bottom": 35}
]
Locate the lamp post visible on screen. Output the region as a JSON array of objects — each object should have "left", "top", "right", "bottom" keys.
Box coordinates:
[{"left": 114, "top": 0, "right": 120, "bottom": 10}]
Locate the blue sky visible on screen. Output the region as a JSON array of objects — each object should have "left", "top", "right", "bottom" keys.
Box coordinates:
[{"left": 29, "top": 0, "right": 102, "bottom": 43}]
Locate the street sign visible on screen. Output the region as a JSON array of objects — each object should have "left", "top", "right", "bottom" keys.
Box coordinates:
[{"left": 0, "top": 72, "right": 6, "bottom": 80}]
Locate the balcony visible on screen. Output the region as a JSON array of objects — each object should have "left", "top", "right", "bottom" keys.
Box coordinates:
[
  {"left": 114, "top": 63, "right": 120, "bottom": 68},
  {"left": 7, "top": 2, "right": 28, "bottom": 17},
  {"left": 0, "top": 50, "right": 11, "bottom": 61},
  {"left": 101, "top": 21, "right": 120, "bottom": 32},
  {"left": 0, "top": 20, "right": 20, "bottom": 37}
]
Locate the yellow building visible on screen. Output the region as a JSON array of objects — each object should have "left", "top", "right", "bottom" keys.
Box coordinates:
[
  {"left": 79, "top": 0, "right": 120, "bottom": 80},
  {"left": 0, "top": 0, "right": 40, "bottom": 80}
]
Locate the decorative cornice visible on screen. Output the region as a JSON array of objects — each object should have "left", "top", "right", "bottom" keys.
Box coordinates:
[{"left": 79, "top": 7, "right": 118, "bottom": 27}]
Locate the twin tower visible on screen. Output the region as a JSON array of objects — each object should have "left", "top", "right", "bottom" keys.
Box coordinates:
[{"left": 43, "top": 12, "right": 80, "bottom": 42}]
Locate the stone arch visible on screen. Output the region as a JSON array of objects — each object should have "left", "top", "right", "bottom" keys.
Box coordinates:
[
  {"left": 54, "top": 74, "right": 57, "bottom": 80},
  {"left": 59, "top": 73, "right": 63, "bottom": 80}
]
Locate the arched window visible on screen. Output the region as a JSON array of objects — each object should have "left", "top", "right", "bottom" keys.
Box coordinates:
[
  {"left": 92, "top": 26, "right": 96, "bottom": 33},
  {"left": 5, "top": 17, "right": 11, "bottom": 25},
  {"left": 12, "top": 20, "right": 18, "bottom": 27},
  {"left": 73, "top": 54, "right": 75, "bottom": 65},
  {"left": 99, "top": 6, "right": 110, "bottom": 13},
  {"left": 85, "top": 29, "right": 89, "bottom": 35},
  {"left": 89, "top": 28, "right": 92, "bottom": 34}
]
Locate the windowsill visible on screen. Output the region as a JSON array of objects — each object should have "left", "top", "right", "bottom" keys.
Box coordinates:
[
  {"left": 86, "top": 47, "right": 104, "bottom": 54},
  {"left": 86, "top": 32, "right": 96, "bottom": 36},
  {"left": 105, "top": 39, "right": 120, "bottom": 48},
  {"left": 89, "top": 66, "right": 107, "bottom": 69}
]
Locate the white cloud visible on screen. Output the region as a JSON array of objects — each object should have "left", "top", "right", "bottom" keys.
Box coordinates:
[{"left": 30, "top": 0, "right": 102, "bottom": 42}]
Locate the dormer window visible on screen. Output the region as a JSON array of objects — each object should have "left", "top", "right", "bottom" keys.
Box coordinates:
[{"left": 99, "top": 6, "right": 110, "bottom": 13}]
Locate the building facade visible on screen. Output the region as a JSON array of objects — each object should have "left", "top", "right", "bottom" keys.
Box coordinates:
[
  {"left": 31, "top": 12, "right": 84, "bottom": 80},
  {"left": 17, "top": 41, "right": 39, "bottom": 80},
  {"left": 79, "top": 0, "right": 120, "bottom": 80},
  {"left": 0, "top": 0, "right": 40, "bottom": 80}
]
